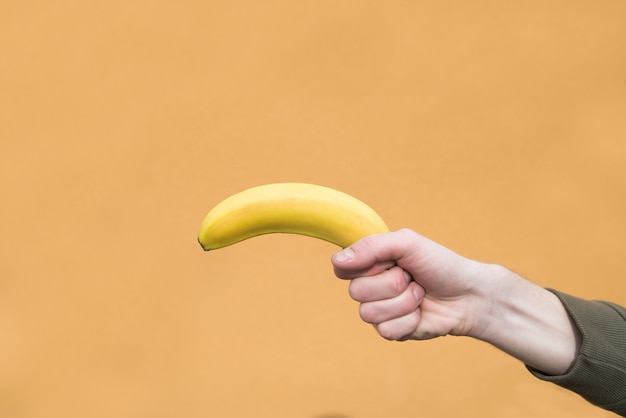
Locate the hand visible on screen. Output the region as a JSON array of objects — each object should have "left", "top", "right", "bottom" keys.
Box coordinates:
[{"left": 331, "top": 228, "right": 483, "bottom": 341}]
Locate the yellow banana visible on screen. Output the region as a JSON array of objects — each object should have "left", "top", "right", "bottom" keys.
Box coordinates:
[{"left": 198, "top": 182, "right": 389, "bottom": 250}]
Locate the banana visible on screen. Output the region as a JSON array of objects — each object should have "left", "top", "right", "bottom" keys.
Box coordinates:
[{"left": 198, "top": 182, "right": 389, "bottom": 250}]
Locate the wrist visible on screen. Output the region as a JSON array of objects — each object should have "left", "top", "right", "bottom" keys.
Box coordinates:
[
  {"left": 465, "top": 264, "right": 581, "bottom": 375},
  {"left": 450, "top": 261, "right": 511, "bottom": 339}
]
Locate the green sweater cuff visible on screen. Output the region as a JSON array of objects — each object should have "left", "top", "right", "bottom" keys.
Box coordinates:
[{"left": 527, "top": 289, "right": 626, "bottom": 416}]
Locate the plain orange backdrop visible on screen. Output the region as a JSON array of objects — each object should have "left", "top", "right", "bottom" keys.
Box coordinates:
[{"left": 1, "top": 1, "right": 625, "bottom": 417}]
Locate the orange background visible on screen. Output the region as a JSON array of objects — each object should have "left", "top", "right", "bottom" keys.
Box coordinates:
[{"left": 1, "top": 1, "right": 625, "bottom": 417}]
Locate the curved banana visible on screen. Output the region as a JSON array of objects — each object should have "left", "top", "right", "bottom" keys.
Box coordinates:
[{"left": 198, "top": 183, "right": 389, "bottom": 250}]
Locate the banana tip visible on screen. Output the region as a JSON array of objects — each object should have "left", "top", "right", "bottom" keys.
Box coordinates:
[{"left": 197, "top": 237, "right": 211, "bottom": 252}]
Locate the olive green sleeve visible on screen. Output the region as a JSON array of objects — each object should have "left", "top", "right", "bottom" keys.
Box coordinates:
[{"left": 527, "top": 289, "right": 626, "bottom": 416}]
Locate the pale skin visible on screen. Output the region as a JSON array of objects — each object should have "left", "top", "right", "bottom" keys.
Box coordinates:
[{"left": 331, "top": 228, "right": 582, "bottom": 376}]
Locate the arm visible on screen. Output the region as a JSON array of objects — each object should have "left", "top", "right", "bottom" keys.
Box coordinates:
[
  {"left": 333, "top": 228, "right": 626, "bottom": 414},
  {"left": 331, "top": 228, "right": 581, "bottom": 375}
]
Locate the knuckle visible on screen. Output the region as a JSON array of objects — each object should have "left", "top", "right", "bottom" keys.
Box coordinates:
[
  {"left": 358, "top": 303, "right": 375, "bottom": 324},
  {"left": 376, "top": 322, "right": 403, "bottom": 341},
  {"left": 391, "top": 286, "right": 419, "bottom": 317},
  {"left": 348, "top": 280, "right": 366, "bottom": 302},
  {"left": 405, "top": 311, "right": 420, "bottom": 332},
  {"left": 377, "top": 314, "right": 419, "bottom": 341},
  {"left": 396, "top": 227, "right": 417, "bottom": 239},
  {"left": 388, "top": 268, "right": 409, "bottom": 296},
  {"left": 402, "top": 287, "right": 421, "bottom": 312}
]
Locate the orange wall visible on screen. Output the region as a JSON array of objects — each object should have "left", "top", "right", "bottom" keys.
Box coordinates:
[{"left": 1, "top": 1, "right": 625, "bottom": 417}]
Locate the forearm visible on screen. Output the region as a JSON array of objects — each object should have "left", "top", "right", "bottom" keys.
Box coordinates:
[{"left": 467, "top": 264, "right": 582, "bottom": 375}]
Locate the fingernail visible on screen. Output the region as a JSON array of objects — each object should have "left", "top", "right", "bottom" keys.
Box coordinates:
[{"left": 333, "top": 248, "right": 354, "bottom": 263}]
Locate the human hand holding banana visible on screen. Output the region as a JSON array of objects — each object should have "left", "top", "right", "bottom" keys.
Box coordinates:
[
  {"left": 331, "top": 229, "right": 475, "bottom": 341},
  {"left": 197, "top": 182, "right": 580, "bottom": 377}
]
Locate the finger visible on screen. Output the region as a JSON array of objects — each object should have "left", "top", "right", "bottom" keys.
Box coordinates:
[
  {"left": 331, "top": 229, "right": 428, "bottom": 279},
  {"left": 359, "top": 281, "right": 423, "bottom": 325},
  {"left": 375, "top": 309, "right": 422, "bottom": 341},
  {"left": 348, "top": 266, "right": 412, "bottom": 302},
  {"left": 333, "top": 253, "right": 396, "bottom": 280}
]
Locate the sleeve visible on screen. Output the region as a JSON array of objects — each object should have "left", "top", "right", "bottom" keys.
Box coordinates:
[{"left": 527, "top": 289, "right": 626, "bottom": 416}]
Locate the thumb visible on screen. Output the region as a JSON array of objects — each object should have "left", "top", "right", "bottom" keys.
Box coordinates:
[{"left": 331, "top": 229, "right": 418, "bottom": 279}]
